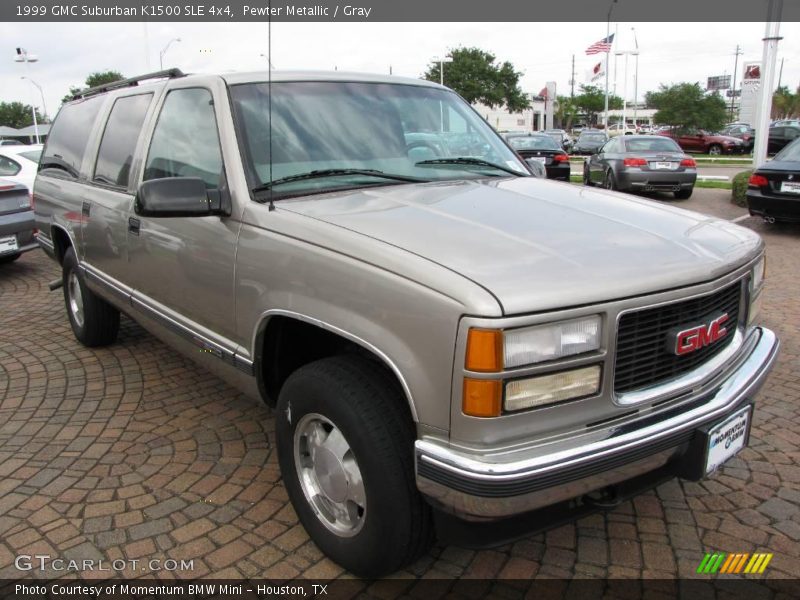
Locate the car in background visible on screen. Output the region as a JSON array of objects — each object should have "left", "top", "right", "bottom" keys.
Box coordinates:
[
  {"left": 719, "top": 124, "right": 755, "bottom": 152},
  {"left": 767, "top": 125, "right": 800, "bottom": 155},
  {"left": 0, "top": 178, "right": 36, "bottom": 264},
  {"left": 583, "top": 134, "right": 697, "bottom": 199},
  {"left": 505, "top": 133, "right": 570, "bottom": 181},
  {"left": 0, "top": 144, "right": 43, "bottom": 191},
  {"left": 771, "top": 119, "right": 800, "bottom": 128},
  {"left": 570, "top": 124, "right": 585, "bottom": 135},
  {"left": 0, "top": 139, "right": 23, "bottom": 146},
  {"left": 746, "top": 137, "right": 800, "bottom": 223},
  {"left": 572, "top": 129, "right": 608, "bottom": 155},
  {"left": 606, "top": 123, "right": 637, "bottom": 137},
  {"left": 657, "top": 128, "right": 747, "bottom": 155},
  {"left": 637, "top": 124, "right": 653, "bottom": 134},
  {"left": 543, "top": 129, "right": 573, "bottom": 151}
]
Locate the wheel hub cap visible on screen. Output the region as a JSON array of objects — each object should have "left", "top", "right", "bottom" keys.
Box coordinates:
[
  {"left": 294, "top": 413, "right": 366, "bottom": 537},
  {"left": 67, "top": 272, "right": 84, "bottom": 328}
]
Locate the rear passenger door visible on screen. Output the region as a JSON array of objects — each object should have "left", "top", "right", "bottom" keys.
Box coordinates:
[
  {"left": 126, "top": 84, "right": 241, "bottom": 345},
  {"left": 83, "top": 92, "right": 154, "bottom": 283}
]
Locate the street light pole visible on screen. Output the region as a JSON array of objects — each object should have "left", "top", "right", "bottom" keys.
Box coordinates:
[
  {"left": 631, "top": 27, "right": 639, "bottom": 130},
  {"left": 603, "top": 0, "right": 618, "bottom": 129},
  {"left": 259, "top": 53, "right": 275, "bottom": 69},
  {"left": 14, "top": 48, "right": 40, "bottom": 144},
  {"left": 437, "top": 55, "right": 453, "bottom": 86},
  {"left": 159, "top": 38, "right": 181, "bottom": 70},
  {"left": 21, "top": 76, "right": 47, "bottom": 125}
]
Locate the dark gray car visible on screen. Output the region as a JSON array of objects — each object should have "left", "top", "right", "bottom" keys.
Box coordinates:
[
  {"left": 584, "top": 135, "right": 697, "bottom": 199},
  {"left": 0, "top": 178, "right": 36, "bottom": 263},
  {"left": 572, "top": 129, "right": 608, "bottom": 155}
]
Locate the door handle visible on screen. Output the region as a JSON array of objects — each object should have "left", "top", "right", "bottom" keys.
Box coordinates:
[
  {"left": 128, "top": 217, "right": 140, "bottom": 236},
  {"left": 81, "top": 202, "right": 91, "bottom": 217}
]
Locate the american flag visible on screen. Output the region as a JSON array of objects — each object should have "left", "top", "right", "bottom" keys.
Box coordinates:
[{"left": 586, "top": 34, "right": 615, "bottom": 55}]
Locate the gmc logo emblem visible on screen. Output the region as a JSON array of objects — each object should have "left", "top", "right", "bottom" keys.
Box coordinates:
[{"left": 667, "top": 313, "right": 730, "bottom": 356}]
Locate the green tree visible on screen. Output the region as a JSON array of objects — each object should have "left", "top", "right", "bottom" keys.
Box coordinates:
[
  {"left": 645, "top": 82, "right": 727, "bottom": 132},
  {"left": 574, "top": 85, "right": 623, "bottom": 125},
  {"left": 772, "top": 85, "right": 800, "bottom": 119},
  {"left": 423, "top": 47, "right": 530, "bottom": 112},
  {"left": 555, "top": 95, "right": 579, "bottom": 130},
  {"left": 0, "top": 101, "right": 44, "bottom": 129},
  {"left": 62, "top": 70, "right": 125, "bottom": 103}
]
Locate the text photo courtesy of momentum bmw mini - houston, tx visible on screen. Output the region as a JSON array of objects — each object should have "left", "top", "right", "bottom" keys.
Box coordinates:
[{"left": 1, "top": 0, "right": 800, "bottom": 597}]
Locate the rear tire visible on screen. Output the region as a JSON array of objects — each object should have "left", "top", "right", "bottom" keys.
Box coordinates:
[
  {"left": 583, "top": 164, "right": 592, "bottom": 186},
  {"left": 62, "top": 247, "right": 120, "bottom": 347},
  {"left": 0, "top": 253, "right": 21, "bottom": 264},
  {"left": 275, "top": 355, "right": 433, "bottom": 577},
  {"left": 674, "top": 188, "right": 693, "bottom": 200},
  {"left": 604, "top": 170, "right": 617, "bottom": 191},
  {"left": 708, "top": 144, "right": 722, "bottom": 156}
]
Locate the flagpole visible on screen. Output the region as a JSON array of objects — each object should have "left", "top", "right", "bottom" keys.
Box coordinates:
[{"left": 604, "top": 0, "right": 617, "bottom": 128}]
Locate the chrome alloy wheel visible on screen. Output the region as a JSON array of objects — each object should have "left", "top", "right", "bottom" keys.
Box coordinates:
[
  {"left": 67, "top": 271, "right": 85, "bottom": 328},
  {"left": 293, "top": 413, "right": 366, "bottom": 536}
]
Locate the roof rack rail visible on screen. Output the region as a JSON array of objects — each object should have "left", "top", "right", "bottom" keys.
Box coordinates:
[{"left": 71, "top": 68, "right": 185, "bottom": 101}]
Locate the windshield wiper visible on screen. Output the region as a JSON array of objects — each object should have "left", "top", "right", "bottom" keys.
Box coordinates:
[
  {"left": 414, "top": 157, "right": 526, "bottom": 177},
  {"left": 251, "top": 169, "right": 428, "bottom": 195}
]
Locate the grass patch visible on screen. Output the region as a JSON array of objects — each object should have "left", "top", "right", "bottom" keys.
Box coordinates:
[{"left": 695, "top": 180, "right": 732, "bottom": 190}]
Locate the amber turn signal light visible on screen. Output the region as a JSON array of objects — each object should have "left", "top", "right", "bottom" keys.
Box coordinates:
[
  {"left": 462, "top": 378, "right": 502, "bottom": 418},
  {"left": 465, "top": 328, "right": 503, "bottom": 372}
]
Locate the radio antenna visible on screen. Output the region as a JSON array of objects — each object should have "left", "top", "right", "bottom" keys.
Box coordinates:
[{"left": 267, "top": 9, "right": 275, "bottom": 211}]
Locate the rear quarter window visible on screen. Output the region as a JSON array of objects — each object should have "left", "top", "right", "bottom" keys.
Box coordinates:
[{"left": 40, "top": 95, "right": 105, "bottom": 178}]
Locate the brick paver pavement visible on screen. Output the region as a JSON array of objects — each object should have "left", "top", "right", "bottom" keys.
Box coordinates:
[{"left": 0, "top": 189, "right": 798, "bottom": 585}]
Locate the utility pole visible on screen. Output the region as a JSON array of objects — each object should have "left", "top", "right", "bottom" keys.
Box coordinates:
[
  {"left": 730, "top": 45, "right": 742, "bottom": 120},
  {"left": 570, "top": 54, "right": 575, "bottom": 98},
  {"left": 777, "top": 57, "right": 784, "bottom": 89},
  {"left": 603, "top": 0, "right": 618, "bottom": 129}
]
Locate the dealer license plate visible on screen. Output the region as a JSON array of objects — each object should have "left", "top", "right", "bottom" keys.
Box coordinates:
[
  {"left": 780, "top": 181, "right": 800, "bottom": 194},
  {"left": 652, "top": 161, "right": 676, "bottom": 170},
  {"left": 0, "top": 235, "right": 18, "bottom": 255},
  {"left": 705, "top": 406, "right": 750, "bottom": 474}
]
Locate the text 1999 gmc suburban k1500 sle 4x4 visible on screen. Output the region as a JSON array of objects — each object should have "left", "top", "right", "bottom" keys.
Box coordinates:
[{"left": 33, "top": 69, "right": 779, "bottom": 577}]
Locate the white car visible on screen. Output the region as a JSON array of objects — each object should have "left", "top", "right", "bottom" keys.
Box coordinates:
[
  {"left": 0, "top": 144, "right": 43, "bottom": 192},
  {"left": 606, "top": 123, "right": 638, "bottom": 137}
]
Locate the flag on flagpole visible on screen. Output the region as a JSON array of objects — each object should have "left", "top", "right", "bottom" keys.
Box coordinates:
[
  {"left": 586, "top": 34, "right": 615, "bottom": 55},
  {"left": 587, "top": 61, "right": 605, "bottom": 83}
]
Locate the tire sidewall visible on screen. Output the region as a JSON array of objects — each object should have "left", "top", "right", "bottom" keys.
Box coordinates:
[{"left": 62, "top": 248, "right": 88, "bottom": 341}]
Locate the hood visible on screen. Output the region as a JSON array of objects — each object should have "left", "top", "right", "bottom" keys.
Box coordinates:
[{"left": 280, "top": 178, "right": 762, "bottom": 315}]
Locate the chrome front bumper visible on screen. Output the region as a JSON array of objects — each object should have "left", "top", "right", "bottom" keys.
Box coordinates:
[{"left": 415, "top": 327, "right": 779, "bottom": 520}]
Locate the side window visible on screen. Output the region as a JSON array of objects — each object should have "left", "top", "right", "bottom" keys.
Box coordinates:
[
  {"left": 144, "top": 88, "right": 223, "bottom": 189},
  {"left": 40, "top": 95, "right": 105, "bottom": 178},
  {"left": 772, "top": 128, "right": 784, "bottom": 137},
  {"left": 787, "top": 128, "right": 799, "bottom": 139},
  {"left": 94, "top": 93, "right": 153, "bottom": 188},
  {"left": 0, "top": 155, "right": 21, "bottom": 176}
]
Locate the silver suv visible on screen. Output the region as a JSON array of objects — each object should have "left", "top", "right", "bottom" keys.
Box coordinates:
[{"left": 34, "top": 69, "right": 779, "bottom": 576}]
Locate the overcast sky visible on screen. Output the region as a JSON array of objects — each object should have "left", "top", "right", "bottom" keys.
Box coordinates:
[{"left": 1, "top": 20, "right": 799, "bottom": 121}]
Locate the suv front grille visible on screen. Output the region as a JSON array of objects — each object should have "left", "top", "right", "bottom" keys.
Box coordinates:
[{"left": 614, "top": 281, "right": 742, "bottom": 394}]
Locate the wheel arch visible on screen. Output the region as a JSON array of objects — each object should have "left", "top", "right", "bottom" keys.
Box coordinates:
[
  {"left": 50, "top": 224, "right": 76, "bottom": 265},
  {"left": 253, "top": 310, "right": 418, "bottom": 422}
]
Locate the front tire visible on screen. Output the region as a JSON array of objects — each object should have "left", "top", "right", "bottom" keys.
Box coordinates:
[
  {"left": 708, "top": 144, "right": 722, "bottom": 156},
  {"left": 62, "top": 247, "right": 120, "bottom": 347},
  {"left": 275, "top": 356, "right": 433, "bottom": 577},
  {"left": 583, "top": 164, "right": 592, "bottom": 186}
]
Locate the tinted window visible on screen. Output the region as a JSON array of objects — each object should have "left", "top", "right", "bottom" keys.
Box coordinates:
[
  {"left": 0, "top": 155, "right": 21, "bottom": 176},
  {"left": 18, "top": 150, "right": 41, "bottom": 163},
  {"left": 40, "top": 95, "right": 104, "bottom": 178},
  {"left": 771, "top": 128, "right": 784, "bottom": 137},
  {"left": 623, "top": 138, "right": 682, "bottom": 153},
  {"left": 774, "top": 138, "right": 800, "bottom": 161},
  {"left": 144, "top": 88, "right": 223, "bottom": 189},
  {"left": 508, "top": 135, "right": 560, "bottom": 151},
  {"left": 94, "top": 93, "right": 153, "bottom": 188},
  {"left": 787, "top": 128, "right": 800, "bottom": 139}
]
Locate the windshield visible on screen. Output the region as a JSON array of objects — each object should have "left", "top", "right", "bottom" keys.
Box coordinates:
[
  {"left": 230, "top": 81, "right": 527, "bottom": 196},
  {"left": 507, "top": 136, "right": 560, "bottom": 151},
  {"left": 774, "top": 138, "right": 800, "bottom": 161},
  {"left": 579, "top": 133, "right": 606, "bottom": 143},
  {"left": 623, "top": 138, "right": 682, "bottom": 153}
]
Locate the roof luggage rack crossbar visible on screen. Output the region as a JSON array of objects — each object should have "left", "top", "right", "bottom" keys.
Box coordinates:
[{"left": 71, "top": 68, "right": 185, "bottom": 100}]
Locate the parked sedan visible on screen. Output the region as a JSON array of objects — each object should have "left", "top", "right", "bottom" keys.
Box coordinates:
[
  {"left": 0, "top": 178, "right": 37, "bottom": 264},
  {"left": 505, "top": 133, "right": 570, "bottom": 180},
  {"left": 543, "top": 129, "right": 573, "bottom": 151},
  {"left": 719, "top": 124, "right": 755, "bottom": 152},
  {"left": 584, "top": 135, "right": 697, "bottom": 199},
  {"left": 767, "top": 126, "right": 800, "bottom": 155},
  {"left": 572, "top": 130, "right": 608, "bottom": 155},
  {"left": 657, "top": 128, "right": 747, "bottom": 155},
  {"left": 0, "top": 144, "right": 43, "bottom": 191},
  {"left": 746, "top": 137, "right": 800, "bottom": 223}
]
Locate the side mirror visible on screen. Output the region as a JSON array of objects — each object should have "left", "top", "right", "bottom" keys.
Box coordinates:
[{"left": 135, "top": 177, "right": 229, "bottom": 217}]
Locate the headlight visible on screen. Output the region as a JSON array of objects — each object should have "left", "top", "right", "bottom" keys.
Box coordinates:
[
  {"left": 504, "top": 315, "right": 602, "bottom": 368},
  {"left": 505, "top": 365, "right": 602, "bottom": 412}
]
